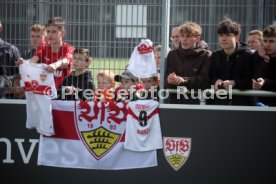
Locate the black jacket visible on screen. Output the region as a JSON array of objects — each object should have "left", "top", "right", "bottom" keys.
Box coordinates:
[
  {"left": 254, "top": 54, "right": 276, "bottom": 106},
  {"left": 22, "top": 48, "right": 36, "bottom": 60},
  {"left": 209, "top": 42, "right": 254, "bottom": 105},
  {"left": 58, "top": 70, "right": 95, "bottom": 101},
  {"left": 165, "top": 46, "right": 210, "bottom": 104},
  {"left": 0, "top": 38, "right": 21, "bottom": 76}
]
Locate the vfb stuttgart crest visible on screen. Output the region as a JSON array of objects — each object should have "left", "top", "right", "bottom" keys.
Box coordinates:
[
  {"left": 163, "top": 137, "right": 191, "bottom": 171},
  {"left": 40, "top": 72, "right": 47, "bottom": 82},
  {"left": 75, "top": 101, "right": 127, "bottom": 160}
]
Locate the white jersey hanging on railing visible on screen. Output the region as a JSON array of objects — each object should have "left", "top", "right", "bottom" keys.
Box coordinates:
[
  {"left": 19, "top": 60, "right": 57, "bottom": 136},
  {"left": 124, "top": 100, "right": 163, "bottom": 151},
  {"left": 127, "top": 39, "right": 157, "bottom": 78}
]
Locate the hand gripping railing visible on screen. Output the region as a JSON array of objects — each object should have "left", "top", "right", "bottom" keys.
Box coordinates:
[{"left": 164, "top": 88, "right": 276, "bottom": 105}]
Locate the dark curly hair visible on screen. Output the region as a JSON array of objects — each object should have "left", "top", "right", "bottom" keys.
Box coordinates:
[
  {"left": 217, "top": 18, "right": 241, "bottom": 35},
  {"left": 263, "top": 25, "right": 276, "bottom": 38}
]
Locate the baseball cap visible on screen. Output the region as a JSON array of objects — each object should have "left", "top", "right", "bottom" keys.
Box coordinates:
[{"left": 114, "top": 70, "right": 138, "bottom": 82}]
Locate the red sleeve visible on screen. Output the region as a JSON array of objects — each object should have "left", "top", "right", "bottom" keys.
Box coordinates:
[
  {"left": 34, "top": 45, "right": 43, "bottom": 61},
  {"left": 63, "top": 43, "right": 75, "bottom": 68},
  {"left": 34, "top": 42, "right": 47, "bottom": 63},
  {"left": 63, "top": 43, "right": 74, "bottom": 59}
]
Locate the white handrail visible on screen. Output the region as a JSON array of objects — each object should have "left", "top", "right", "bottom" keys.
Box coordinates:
[{"left": 165, "top": 89, "right": 276, "bottom": 97}]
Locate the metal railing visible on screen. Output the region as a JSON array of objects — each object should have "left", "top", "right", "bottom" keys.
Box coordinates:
[
  {"left": 1, "top": 0, "right": 276, "bottom": 107},
  {"left": 164, "top": 88, "right": 276, "bottom": 106},
  {"left": 165, "top": 88, "right": 276, "bottom": 97}
]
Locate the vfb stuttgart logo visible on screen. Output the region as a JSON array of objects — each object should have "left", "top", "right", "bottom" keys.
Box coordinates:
[
  {"left": 75, "top": 101, "right": 127, "bottom": 160},
  {"left": 40, "top": 72, "right": 47, "bottom": 82},
  {"left": 163, "top": 137, "right": 191, "bottom": 171}
]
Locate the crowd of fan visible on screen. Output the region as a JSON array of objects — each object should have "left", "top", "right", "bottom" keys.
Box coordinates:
[{"left": 0, "top": 17, "right": 275, "bottom": 106}]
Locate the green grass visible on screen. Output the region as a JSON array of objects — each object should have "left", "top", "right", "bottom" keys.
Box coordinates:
[{"left": 88, "top": 58, "right": 129, "bottom": 88}]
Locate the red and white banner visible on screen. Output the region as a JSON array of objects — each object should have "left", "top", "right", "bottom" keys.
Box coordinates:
[{"left": 38, "top": 101, "right": 157, "bottom": 170}]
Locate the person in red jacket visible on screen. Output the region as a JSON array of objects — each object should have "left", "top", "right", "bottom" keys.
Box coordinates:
[{"left": 17, "top": 17, "right": 74, "bottom": 88}]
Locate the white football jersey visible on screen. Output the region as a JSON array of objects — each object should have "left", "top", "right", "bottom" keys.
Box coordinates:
[
  {"left": 124, "top": 100, "right": 163, "bottom": 151},
  {"left": 127, "top": 39, "right": 157, "bottom": 78},
  {"left": 19, "top": 60, "right": 57, "bottom": 136}
]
